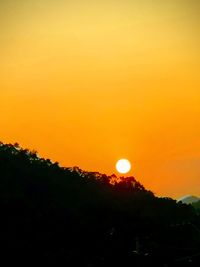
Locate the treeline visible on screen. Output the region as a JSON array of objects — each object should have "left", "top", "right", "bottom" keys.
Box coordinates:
[
  {"left": 0, "top": 142, "right": 199, "bottom": 266},
  {"left": 193, "top": 201, "right": 200, "bottom": 212}
]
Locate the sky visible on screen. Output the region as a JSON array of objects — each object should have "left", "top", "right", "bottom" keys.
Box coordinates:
[{"left": 0, "top": 0, "right": 200, "bottom": 198}]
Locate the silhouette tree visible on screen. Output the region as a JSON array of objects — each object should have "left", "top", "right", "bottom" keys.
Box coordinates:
[{"left": 0, "top": 142, "right": 199, "bottom": 266}]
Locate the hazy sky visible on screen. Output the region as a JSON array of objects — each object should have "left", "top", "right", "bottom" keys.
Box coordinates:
[{"left": 1, "top": 0, "right": 200, "bottom": 198}]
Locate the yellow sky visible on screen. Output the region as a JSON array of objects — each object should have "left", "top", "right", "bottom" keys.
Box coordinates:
[{"left": 0, "top": 0, "right": 200, "bottom": 198}]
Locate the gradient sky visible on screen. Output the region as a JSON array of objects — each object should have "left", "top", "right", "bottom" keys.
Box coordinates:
[{"left": 1, "top": 0, "right": 200, "bottom": 198}]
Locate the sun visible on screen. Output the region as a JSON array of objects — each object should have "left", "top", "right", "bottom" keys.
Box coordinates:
[{"left": 116, "top": 159, "right": 131, "bottom": 174}]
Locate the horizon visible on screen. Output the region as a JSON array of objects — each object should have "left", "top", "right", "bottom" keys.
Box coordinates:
[
  {"left": 1, "top": 140, "right": 199, "bottom": 200},
  {"left": 1, "top": 0, "right": 200, "bottom": 198}
]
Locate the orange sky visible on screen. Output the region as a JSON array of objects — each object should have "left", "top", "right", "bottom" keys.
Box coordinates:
[{"left": 0, "top": 0, "right": 200, "bottom": 198}]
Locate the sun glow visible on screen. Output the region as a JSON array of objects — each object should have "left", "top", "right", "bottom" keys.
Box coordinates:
[{"left": 116, "top": 159, "right": 131, "bottom": 174}]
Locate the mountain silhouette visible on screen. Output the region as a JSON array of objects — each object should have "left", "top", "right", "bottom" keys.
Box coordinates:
[
  {"left": 178, "top": 195, "right": 200, "bottom": 205},
  {"left": 0, "top": 142, "right": 200, "bottom": 266},
  {"left": 192, "top": 200, "right": 200, "bottom": 212}
]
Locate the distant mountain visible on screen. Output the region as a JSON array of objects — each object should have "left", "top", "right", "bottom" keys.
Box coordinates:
[{"left": 178, "top": 195, "right": 200, "bottom": 204}]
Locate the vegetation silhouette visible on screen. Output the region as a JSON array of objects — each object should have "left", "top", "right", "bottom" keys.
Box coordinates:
[
  {"left": 0, "top": 142, "right": 199, "bottom": 266},
  {"left": 193, "top": 201, "right": 200, "bottom": 214}
]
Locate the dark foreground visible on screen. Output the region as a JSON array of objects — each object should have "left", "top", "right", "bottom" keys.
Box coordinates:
[{"left": 0, "top": 142, "right": 200, "bottom": 266}]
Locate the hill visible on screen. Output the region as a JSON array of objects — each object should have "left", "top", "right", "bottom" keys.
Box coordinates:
[
  {"left": 178, "top": 195, "right": 200, "bottom": 204},
  {"left": 0, "top": 142, "right": 200, "bottom": 266},
  {"left": 192, "top": 200, "right": 200, "bottom": 211}
]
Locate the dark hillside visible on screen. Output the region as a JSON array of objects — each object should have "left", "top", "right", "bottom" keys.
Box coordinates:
[{"left": 0, "top": 142, "right": 199, "bottom": 266}]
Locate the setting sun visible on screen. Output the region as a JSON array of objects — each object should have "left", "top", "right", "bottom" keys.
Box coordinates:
[{"left": 116, "top": 159, "right": 131, "bottom": 174}]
